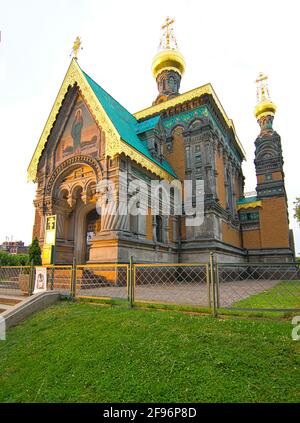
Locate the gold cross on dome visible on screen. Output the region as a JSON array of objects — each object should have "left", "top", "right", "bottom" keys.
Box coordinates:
[
  {"left": 255, "top": 72, "right": 270, "bottom": 102},
  {"left": 161, "top": 17, "right": 175, "bottom": 49},
  {"left": 72, "top": 36, "right": 82, "bottom": 60},
  {"left": 162, "top": 17, "right": 174, "bottom": 31}
]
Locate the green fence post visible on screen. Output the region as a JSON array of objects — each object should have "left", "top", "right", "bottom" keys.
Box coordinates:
[
  {"left": 206, "top": 263, "right": 211, "bottom": 312},
  {"left": 50, "top": 245, "right": 56, "bottom": 290},
  {"left": 29, "top": 259, "right": 35, "bottom": 296},
  {"left": 209, "top": 253, "right": 217, "bottom": 317},
  {"left": 50, "top": 266, "right": 54, "bottom": 291},
  {"left": 71, "top": 257, "right": 77, "bottom": 299},
  {"left": 215, "top": 261, "right": 220, "bottom": 309},
  {"left": 129, "top": 256, "right": 134, "bottom": 308}
]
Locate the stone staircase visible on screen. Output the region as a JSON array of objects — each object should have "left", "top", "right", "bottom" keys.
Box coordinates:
[{"left": 0, "top": 295, "right": 23, "bottom": 315}]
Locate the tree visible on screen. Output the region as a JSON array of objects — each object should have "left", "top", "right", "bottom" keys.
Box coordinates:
[
  {"left": 294, "top": 197, "right": 300, "bottom": 224},
  {"left": 28, "top": 237, "right": 42, "bottom": 265}
]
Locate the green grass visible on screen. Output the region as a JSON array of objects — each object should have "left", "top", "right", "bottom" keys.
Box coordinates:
[
  {"left": 232, "top": 281, "right": 300, "bottom": 310},
  {"left": 0, "top": 301, "right": 299, "bottom": 403}
]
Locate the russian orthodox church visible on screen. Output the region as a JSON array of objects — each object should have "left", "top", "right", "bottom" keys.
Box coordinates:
[{"left": 28, "top": 19, "right": 294, "bottom": 264}]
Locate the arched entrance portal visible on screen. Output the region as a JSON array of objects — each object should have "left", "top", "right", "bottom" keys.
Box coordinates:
[{"left": 50, "top": 163, "right": 101, "bottom": 264}]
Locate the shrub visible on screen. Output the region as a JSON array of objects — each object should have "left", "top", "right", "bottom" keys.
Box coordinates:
[
  {"left": 28, "top": 238, "right": 42, "bottom": 266},
  {"left": 0, "top": 251, "right": 30, "bottom": 266}
]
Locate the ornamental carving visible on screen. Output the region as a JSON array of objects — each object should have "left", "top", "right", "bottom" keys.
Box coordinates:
[{"left": 45, "top": 155, "right": 102, "bottom": 196}]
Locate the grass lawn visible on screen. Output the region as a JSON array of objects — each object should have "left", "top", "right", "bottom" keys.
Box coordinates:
[
  {"left": 0, "top": 301, "right": 299, "bottom": 403},
  {"left": 232, "top": 281, "right": 300, "bottom": 310}
]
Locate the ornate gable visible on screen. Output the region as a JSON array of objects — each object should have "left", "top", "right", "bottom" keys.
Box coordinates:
[
  {"left": 27, "top": 59, "right": 119, "bottom": 182},
  {"left": 28, "top": 59, "right": 175, "bottom": 183}
]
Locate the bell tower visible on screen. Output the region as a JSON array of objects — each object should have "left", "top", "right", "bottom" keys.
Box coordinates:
[
  {"left": 253, "top": 73, "right": 293, "bottom": 258},
  {"left": 254, "top": 73, "right": 286, "bottom": 198}
]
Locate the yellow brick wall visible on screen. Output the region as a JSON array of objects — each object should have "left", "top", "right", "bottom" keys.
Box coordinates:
[
  {"left": 32, "top": 211, "right": 42, "bottom": 240},
  {"left": 146, "top": 208, "right": 152, "bottom": 241},
  {"left": 163, "top": 130, "right": 185, "bottom": 181},
  {"left": 222, "top": 221, "right": 242, "bottom": 248},
  {"left": 242, "top": 229, "right": 261, "bottom": 249},
  {"left": 181, "top": 216, "right": 186, "bottom": 241},
  {"left": 259, "top": 197, "right": 290, "bottom": 248}
]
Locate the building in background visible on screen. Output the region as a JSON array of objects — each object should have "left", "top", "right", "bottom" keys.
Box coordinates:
[
  {"left": 0, "top": 240, "right": 29, "bottom": 254},
  {"left": 27, "top": 19, "right": 294, "bottom": 264}
]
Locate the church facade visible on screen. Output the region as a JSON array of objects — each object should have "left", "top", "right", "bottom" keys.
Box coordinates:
[{"left": 27, "top": 21, "right": 294, "bottom": 265}]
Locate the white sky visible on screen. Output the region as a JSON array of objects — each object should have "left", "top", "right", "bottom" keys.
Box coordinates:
[{"left": 0, "top": 0, "right": 299, "bottom": 254}]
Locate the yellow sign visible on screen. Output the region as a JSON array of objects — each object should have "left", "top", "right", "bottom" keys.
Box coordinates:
[
  {"left": 45, "top": 215, "right": 57, "bottom": 246},
  {"left": 42, "top": 245, "right": 53, "bottom": 265}
]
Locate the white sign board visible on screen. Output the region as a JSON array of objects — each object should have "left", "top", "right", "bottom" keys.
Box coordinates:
[{"left": 34, "top": 267, "right": 47, "bottom": 294}]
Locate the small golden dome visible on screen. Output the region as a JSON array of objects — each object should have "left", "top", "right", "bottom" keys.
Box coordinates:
[
  {"left": 254, "top": 100, "right": 277, "bottom": 120},
  {"left": 254, "top": 72, "right": 276, "bottom": 120},
  {"left": 152, "top": 49, "right": 185, "bottom": 79}
]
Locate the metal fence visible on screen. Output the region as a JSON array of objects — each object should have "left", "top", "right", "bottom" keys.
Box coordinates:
[
  {"left": 133, "top": 263, "right": 209, "bottom": 307},
  {"left": 46, "top": 265, "right": 73, "bottom": 295},
  {"left": 214, "top": 261, "right": 300, "bottom": 312},
  {"left": 76, "top": 264, "right": 128, "bottom": 300},
  {"left": 1, "top": 256, "right": 299, "bottom": 315},
  {"left": 0, "top": 266, "right": 33, "bottom": 296}
]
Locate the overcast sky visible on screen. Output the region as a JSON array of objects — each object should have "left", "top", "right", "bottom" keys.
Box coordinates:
[{"left": 0, "top": 0, "right": 299, "bottom": 254}]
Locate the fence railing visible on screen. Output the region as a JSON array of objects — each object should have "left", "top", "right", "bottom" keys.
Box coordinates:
[
  {"left": 1, "top": 256, "right": 299, "bottom": 315},
  {"left": 0, "top": 266, "right": 33, "bottom": 296}
]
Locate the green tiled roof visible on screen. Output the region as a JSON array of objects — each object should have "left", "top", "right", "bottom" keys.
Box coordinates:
[
  {"left": 81, "top": 68, "right": 177, "bottom": 178},
  {"left": 236, "top": 196, "right": 258, "bottom": 205},
  {"left": 135, "top": 116, "right": 160, "bottom": 134}
]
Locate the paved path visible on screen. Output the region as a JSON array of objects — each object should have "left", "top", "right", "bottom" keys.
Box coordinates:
[{"left": 76, "top": 280, "right": 280, "bottom": 307}]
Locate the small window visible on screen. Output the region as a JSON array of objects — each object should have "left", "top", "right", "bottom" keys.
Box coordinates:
[{"left": 155, "top": 216, "right": 163, "bottom": 243}]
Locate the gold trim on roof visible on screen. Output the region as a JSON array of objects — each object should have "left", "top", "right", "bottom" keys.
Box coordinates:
[
  {"left": 134, "top": 83, "right": 246, "bottom": 159},
  {"left": 27, "top": 59, "right": 173, "bottom": 182},
  {"left": 110, "top": 140, "right": 173, "bottom": 181}
]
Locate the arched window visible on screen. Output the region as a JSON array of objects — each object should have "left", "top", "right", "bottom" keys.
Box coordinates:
[
  {"left": 194, "top": 145, "right": 203, "bottom": 180},
  {"left": 155, "top": 215, "right": 163, "bottom": 243},
  {"left": 226, "top": 170, "right": 234, "bottom": 212},
  {"left": 130, "top": 214, "right": 139, "bottom": 235}
]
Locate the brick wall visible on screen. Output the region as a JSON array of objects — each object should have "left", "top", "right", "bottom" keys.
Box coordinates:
[
  {"left": 164, "top": 131, "right": 185, "bottom": 181},
  {"left": 242, "top": 229, "right": 261, "bottom": 249},
  {"left": 32, "top": 210, "right": 41, "bottom": 241},
  {"left": 259, "top": 197, "right": 290, "bottom": 248},
  {"left": 222, "top": 221, "right": 242, "bottom": 248}
]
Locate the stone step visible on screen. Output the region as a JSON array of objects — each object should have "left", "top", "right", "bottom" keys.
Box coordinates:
[
  {"left": 0, "top": 303, "right": 14, "bottom": 312},
  {"left": 0, "top": 295, "right": 24, "bottom": 306}
]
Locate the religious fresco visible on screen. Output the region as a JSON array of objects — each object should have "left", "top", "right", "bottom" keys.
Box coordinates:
[{"left": 55, "top": 96, "right": 101, "bottom": 165}]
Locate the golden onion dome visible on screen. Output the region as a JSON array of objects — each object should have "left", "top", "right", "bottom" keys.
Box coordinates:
[
  {"left": 254, "top": 99, "right": 277, "bottom": 120},
  {"left": 254, "top": 73, "right": 276, "bottom": 120},
  {"left": 152, "top": 48, "right": 186, "bottom": 79}
]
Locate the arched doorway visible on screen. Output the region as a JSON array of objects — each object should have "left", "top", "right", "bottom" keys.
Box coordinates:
[
  {"left": 50, "top": 163, "right": 100, "bottom": 264},
  {"left": 85, "top": 209, "right": 101, "bottom": 262}
]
